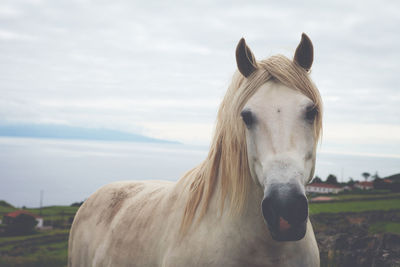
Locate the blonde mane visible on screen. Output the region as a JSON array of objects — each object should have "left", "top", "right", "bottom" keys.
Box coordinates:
[{"left": 180, "top": 55, "right": 323, "bottom": 233}]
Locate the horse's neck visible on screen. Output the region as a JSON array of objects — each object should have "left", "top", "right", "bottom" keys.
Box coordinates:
[{"left": 176, "top": 167, "right": 266, "bottom": 237}]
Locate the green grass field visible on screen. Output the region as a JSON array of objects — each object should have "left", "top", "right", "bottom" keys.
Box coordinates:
[
  {"left": 0, "top": 230, "right": 69, "bottom": 267},
  {"left": 0, "top": 204, "right": 76, "bottom": 267},
  {"left": 369, "top": 221, "right": 400, "bottom": 235},
  {"left": 27, "top": 206, "right": 79, "bottom": 216},
  {"left": 0, "top": 206, "right": 17, "bottom": 215},
  {"left": 26, "top": 206, "right": 79, "bottom": 222},
  {"left": 0, "top": 192, "right": 399, "bottom": 267},
  {"left": 330, "top": 192, "right": 400, "bottom": 200},
  {"left": 309, "top": 198, "right": 400, "bottom": 214},
  {"left": 0, "top": 205, "right": 80, "bottom": 225}
]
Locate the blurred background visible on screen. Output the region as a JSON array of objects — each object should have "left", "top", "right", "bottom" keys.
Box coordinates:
[{"left": 0, "top": 0, "right": 399, "bottom": 266}]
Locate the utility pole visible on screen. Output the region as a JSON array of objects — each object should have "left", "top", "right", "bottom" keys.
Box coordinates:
[{"left": 341, "top": 168, "right": 344, "bottom": 183}]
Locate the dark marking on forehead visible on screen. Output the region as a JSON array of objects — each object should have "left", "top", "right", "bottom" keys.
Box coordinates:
[{"left": 277, "top": 108, "right": 281, "bottom": 113}]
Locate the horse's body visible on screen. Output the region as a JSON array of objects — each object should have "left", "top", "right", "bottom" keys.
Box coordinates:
[
  {"left": 69, "top": 180, "right": 319, "bottom": 267},
  {"left": 69, "top": 34, "right": 322, "bottom": 267}
]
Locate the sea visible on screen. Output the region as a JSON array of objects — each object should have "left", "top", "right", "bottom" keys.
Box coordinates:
[{"left": 0, "top": 137, "right": 398, "bottom": 207}]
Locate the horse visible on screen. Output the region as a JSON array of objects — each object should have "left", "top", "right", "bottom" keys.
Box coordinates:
[{"left": 68, "top": 33, "right": 322, "bottom": 267}]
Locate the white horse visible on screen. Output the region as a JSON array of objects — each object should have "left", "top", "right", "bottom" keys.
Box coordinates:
[{"left": 69, "top": 33, "right": 322, "bottom": 267}]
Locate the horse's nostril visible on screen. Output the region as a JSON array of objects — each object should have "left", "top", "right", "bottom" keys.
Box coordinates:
[
  {"left": 261, "top": 197, "right": 277, "bottom": 225},
  {"left": 289, "top": 195, "right": 308, "bottom": 224},
  {"left": 262, "top": 192, "right": 308, "bottom": 227},
  {"left": 299, "top": 196, "right": 308, "bottom": 220}
]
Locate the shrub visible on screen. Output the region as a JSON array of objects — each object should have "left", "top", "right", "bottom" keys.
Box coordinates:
[{"left": 6, "top": 214, "right": 38, "bottom": 235}]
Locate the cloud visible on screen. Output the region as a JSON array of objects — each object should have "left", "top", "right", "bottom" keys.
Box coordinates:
[
  {"left": 0, "top": 29, "right": 35, "bottom": 41},
  {"left": 0, "top": 5, "right": 23, "bottom": 18},
  {"left": 0, "top": 0, "right": 399, "bottom": 157},
  {"left": 1, "top": 0, "right": 399, "bottom": 206},
  {"left": 324, "top": 123, "right": 400, "bottom": 145}
]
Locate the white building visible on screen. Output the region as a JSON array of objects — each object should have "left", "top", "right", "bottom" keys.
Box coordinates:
[{"left": 306, "top": 183, "right": 344, "bottom": 194}]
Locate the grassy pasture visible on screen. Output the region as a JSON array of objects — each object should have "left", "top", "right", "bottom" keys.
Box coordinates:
[
  {"left": 309, "top": 198, "right": 400, "bottom": 214},
  {"left": 0, "top": 192, "right": 399, "bottom": 267},
  {"left": 0, "top": 205, "right": 80, "bottom": 226},
  {"left": 0, "top": 230, "right": 69, "bottom": 267},
  {"left": 330, "top": 192, "right": 400, "bottom": 200},
  {"left": 369, "top": 221, "right": 400, "bottom": 235}
]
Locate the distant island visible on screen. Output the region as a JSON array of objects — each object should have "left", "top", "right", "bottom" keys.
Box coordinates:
[{"left": 0, "top": 124, "right": 179, "bottom": 144}]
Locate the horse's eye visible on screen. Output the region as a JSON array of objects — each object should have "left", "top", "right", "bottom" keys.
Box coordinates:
[
  {"left": 241, "top": 110, "right": 254, "bottom": 128},
  {"left": 305, "top": 105, "right": 318, "bottom": 123}
]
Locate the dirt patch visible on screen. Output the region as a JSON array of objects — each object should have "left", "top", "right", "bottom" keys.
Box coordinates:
[{"left": 311, "top": 196, "right": 334, "bottom": 202}]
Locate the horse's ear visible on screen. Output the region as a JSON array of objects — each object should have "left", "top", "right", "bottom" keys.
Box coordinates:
[
  {"left": 236, "top": 38, "right": 257, "bottom": 77},
  {"left": 294, "top": 33, "right": 314, "bottom": 71}
]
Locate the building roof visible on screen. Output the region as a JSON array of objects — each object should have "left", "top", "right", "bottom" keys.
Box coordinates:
[
  {"left": 356, "top": 181, "right": 373, "bottom": 187},
  {"left": 4, "top": 210, "right": 41, "bottom": 219},
  {"left": 306, "top": 183, "right": 342, "bottom": 189}
]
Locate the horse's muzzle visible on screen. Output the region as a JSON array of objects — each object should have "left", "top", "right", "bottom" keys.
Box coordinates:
[{"left": 261, "top": 183, "right": 308, "bottom": 242}]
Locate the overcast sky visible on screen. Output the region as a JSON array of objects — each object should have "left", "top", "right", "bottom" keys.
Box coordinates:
[
  {"left": 1, "top": 0, "right": 399, "bottom": 154},
  {"left": 1, "top": 0, "right": 400, "bottom": 206}
]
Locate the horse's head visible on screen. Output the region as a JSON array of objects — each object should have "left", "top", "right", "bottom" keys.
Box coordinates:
[{"left": 236, "top": 34, "right": 322, "bottom": 242}]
